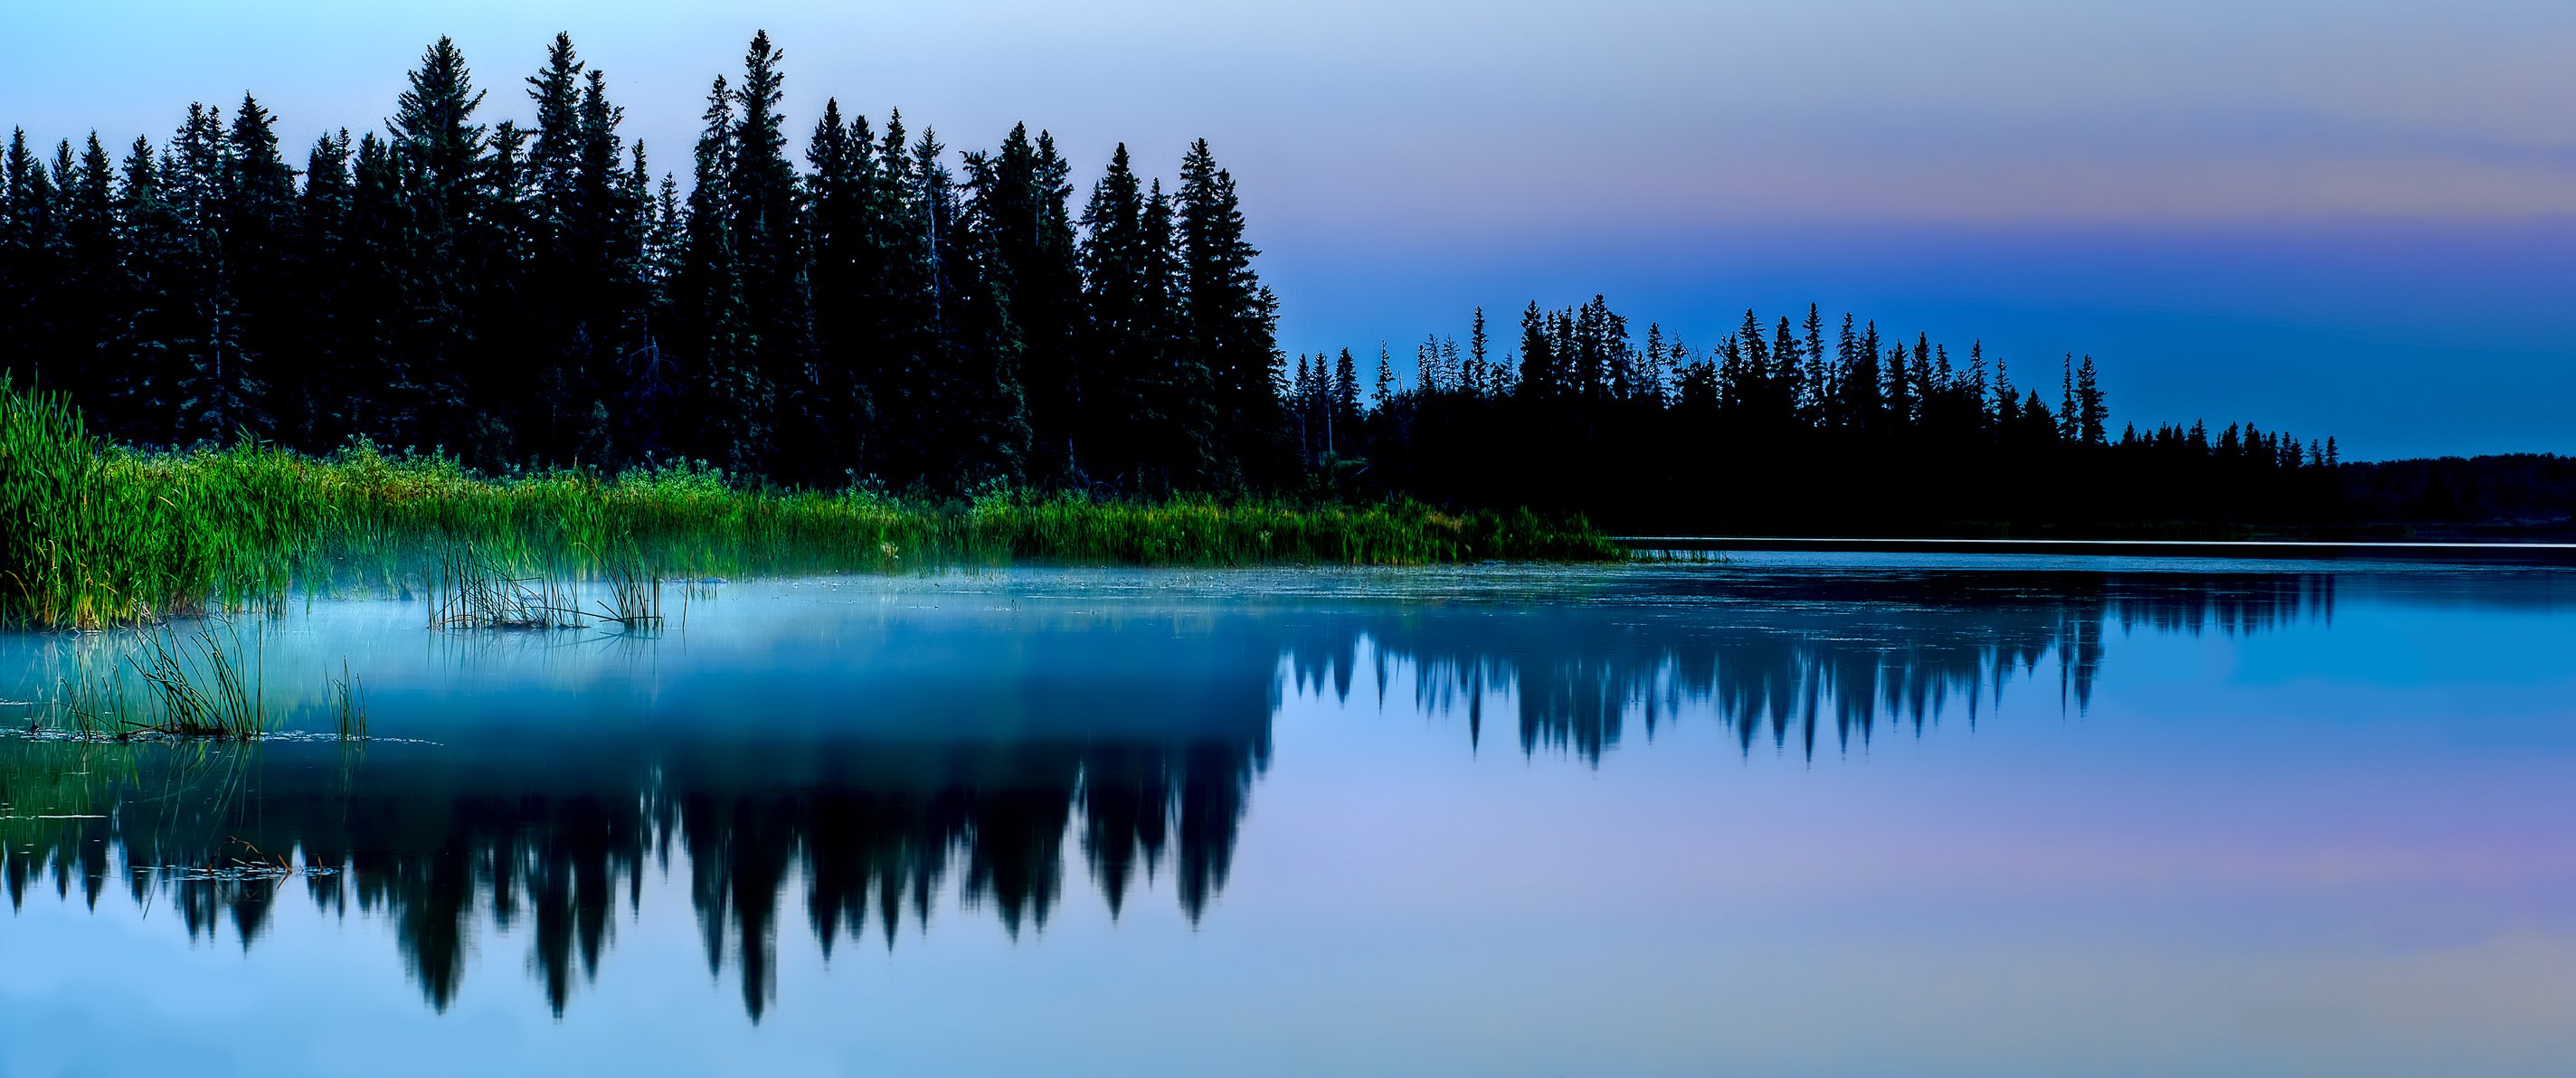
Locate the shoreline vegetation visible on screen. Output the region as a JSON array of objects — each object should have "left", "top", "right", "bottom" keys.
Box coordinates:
[{"left": 0, "top": 380, "right": 1618, "bottom": 631}]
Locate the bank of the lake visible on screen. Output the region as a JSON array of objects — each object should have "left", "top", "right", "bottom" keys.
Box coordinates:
[{"left": 0, "top": 381, "right": 1615, "bottom": 629}]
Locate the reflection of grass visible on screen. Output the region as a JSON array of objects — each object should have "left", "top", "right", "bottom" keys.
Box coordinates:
[
  {"left": 1, "top": 377, "right": 1620, "bottom": 630},
  {"left": 0, "top": 734, "right": 326, "bottom": 908}
]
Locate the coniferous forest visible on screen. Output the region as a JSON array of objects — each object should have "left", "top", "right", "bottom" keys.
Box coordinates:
[{"left": 1, "top": 32, "right": 2564, "bottom": 535}]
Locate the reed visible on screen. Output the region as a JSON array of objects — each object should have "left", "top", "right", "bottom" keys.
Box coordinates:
[
  {"left": 51, "top": 620, "right": 270, "bottom": 739},
  {"left": 0, "top": 378, "right": 1621, "bottom": 629},
  {"left": 329, "top": 658, "right": 366, "bottom": 741},
  {"left": 38, "top": 619, "right": 369, "bottom": 741}
]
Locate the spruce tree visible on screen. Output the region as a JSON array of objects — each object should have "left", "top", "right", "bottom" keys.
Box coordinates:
[
  {"left": 219, "top": 94, "right": 294, "bottom": 441},
  {"left": 387, "top": 38, "right": 490, "bottom": 453},
  {"left": 162, "top": 103, "right": 252, "bottom": 445},
  {"left": 3, "top": 129, "right": 68, "bottom": 394},
  {"left": 58, "top": 134, "right": 119, "bottom": 411},
  {"left": 295, "top": 129, "right": 356, "bottom": 448},
  {"left": 1515, "top": 302, "right": 1551, "bottom": 399},
  {"left": 1175, "top": 139, "right": 1277, "bottom": 487},
  {"left": 942, "top": 131, "right": 1036, "bottom": 487},
  {"left": 1076, "top": 144, "right": 1152, "bottom": 484},
  {"left": 975, "top": 124, "right": 1084, "bottom": 483},
  {"left": 522, "top": 33, "right": 588, "bottom": 459},
  {"left": 1141, "top": 177, "right": 1214, "bottom": 487},
  {"left": 675, "top": 74, "right": 759, "bottom": 471},
  {"left": 728, "top": 32, "right": 808, "bottom": 476},
  {"left": 802, "top": 99, "right": 876, "bottom": 473},
  {"left": 2074, "top": 355, "right": 2107, "bottom": 445}
]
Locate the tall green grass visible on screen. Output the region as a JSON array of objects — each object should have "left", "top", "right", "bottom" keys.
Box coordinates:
[{"left": 0, "top": 378, "right": 1618, "bottom": 629}]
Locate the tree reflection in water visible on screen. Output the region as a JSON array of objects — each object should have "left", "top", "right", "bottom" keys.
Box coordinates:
[{"left": 0, "top": 571, "right": 2332, "bottom": 1020}]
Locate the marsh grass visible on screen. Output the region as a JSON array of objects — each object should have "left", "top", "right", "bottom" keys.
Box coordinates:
[
  {"left": 51, "top": 620, "right": 271, "bottom": 739},
  {"left": 428, "top": 543, "right": 585, "bottom": 631},
  {"left": 38, "top": 619, "right": 368, "bottom": 741},
  {"left": 329, "top": 659, "right": 366, "bottom": 741},
  {"left": 1, "top": 377, "right": 1621, "bottom": 630}
]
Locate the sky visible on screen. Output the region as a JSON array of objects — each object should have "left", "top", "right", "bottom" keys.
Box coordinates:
[{"left": 5, "top": 0, "right": 2572, "bottom": 459}]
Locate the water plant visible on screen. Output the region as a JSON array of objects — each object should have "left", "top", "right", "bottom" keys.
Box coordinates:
[
  {"left": 36, "top": 619, "right": 369, "bottom": 741},
  {"left": 329, "top": 659, "right": 367, "bottom": 741},
  {"left": 52, "top": 620, "right": 271, "bottom": 739},
  {"left": 428, "top": 543, "right": 585, "bottom": 631}
]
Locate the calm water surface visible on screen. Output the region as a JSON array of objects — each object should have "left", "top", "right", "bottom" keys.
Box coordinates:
[{"left": 3, "top": 556, "right": 2572, "bottom": 1076}]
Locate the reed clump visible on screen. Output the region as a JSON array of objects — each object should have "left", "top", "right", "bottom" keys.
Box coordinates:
[
  {"left": 52, "top": 621, "right": 271, "bottom": 739},
  {"left": 35, "top": 619, "right": 369, "bottom": 741},
  {"left": 1, "top": 377, "right": 1619, "bottom": 629}
]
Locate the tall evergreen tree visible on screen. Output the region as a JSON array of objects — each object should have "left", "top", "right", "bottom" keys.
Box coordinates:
[
  {"left": 1174, "top": 139, "right": 1278, "bottom": 487},
  {"left": 56, "top": 134, "right": 118, "bottom": 411},
  {"left": 218, "top": 94, "right": 295, "bottom": 440},
  {"left": 1075, "top": 144, "right": 1155, "bottom": 485},
  {"left": 293, "top": 129, "right": 355, "bottom": 447},
  {"left": 727, "top": 32, "right": 808, "bottom": 476},
  {"left": 674, "top": 74, "right": 760, "bottom": 471},
  {"left": 939, "top": 130, "right": 1035, "bottom": 487},
  {"left": 3, "top": 129, "right": 68, "bottom": 395},
  {"left": 385, "top": 37, "right": 490, "bottom": 453},
  {"left": 967, "top": 124, "right": 1084, "bottom": 483}
]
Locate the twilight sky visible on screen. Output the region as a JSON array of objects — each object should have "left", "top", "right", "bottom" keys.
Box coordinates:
[{"left": 6, "top": 0, "right": 2571, "bottom": 459}]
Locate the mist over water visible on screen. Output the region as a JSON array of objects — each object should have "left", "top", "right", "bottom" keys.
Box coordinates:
[{"left": 3, "top": 560, "right": 2572, "bottom": 1075}]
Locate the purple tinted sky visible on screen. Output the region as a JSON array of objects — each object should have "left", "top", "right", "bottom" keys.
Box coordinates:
[{"left": 7, "top": 0, "right": 2572, "bottom": 458}]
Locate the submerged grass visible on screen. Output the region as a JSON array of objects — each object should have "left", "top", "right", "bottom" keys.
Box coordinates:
[{"left": 0, "top": 377, "right": 1620, "bottom": 629}]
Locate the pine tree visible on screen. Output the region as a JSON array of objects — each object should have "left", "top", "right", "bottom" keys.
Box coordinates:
[
  {"left": 1076, "top": 144, "right": 1155, "bottom": 484},
  {"left": 676, "top": 73, "right": 759, "bottom": 471},
  {"left": 98, "top": 137, "right": 173, "bottom": 438},
  {"left": 387, "top": 37, "right": 490, "bottom": 453},
  {"left": 2, "top": 129, "right": 67, "bottom": 392},
  {"left": 343, "top": 132, "right": 422, "bottom": 446},
  {"left": 2074, "top": 355, "right": 2107, "bottom": 445},
  {"left": 521, "top": 33, "right": 589, "bottom": 459},
  {"left": 160, "top": 102, "right": 253, "bottom": 445},
  {"left": 1515, "top": 302, "right": 1551, "bottom": 399},
  {"left": 295, "top": 129, "right": 356, "bottom": 448},
  {"left": 1331, "top": 345, "right": 1359, "bottom": 447},
  {"left": 727, "top": 32, "right": 807, "bottom": 476},
  {"left": 218, "top": 94, "right": 294, "bottom": 440},
  {"left": 1467, "top": 307, "right": 1488, "bottom": 398},
  {"left": 570, "top": 67, "right": 648, "bottom": 464},
  {"left": 57, "top": 133, "right": 118, "bottom": 411},
  {"left": 974, "top": 123, "right": 1084, "bottom": 482},
  {"left": 1175, "top": 139, "right": 1277, "bottom": 487},
  {"left": 1801, "top": 304, "right": 1827, "bottom": 420},
  {"left": 942, "top": 130, "right": 1036, "bottom": 487},
  {"left": 802, "top": 99, "right": 879, "bottom": 473},
  {"left": 1141, "top": 176, "right": 1213, "bottom": 487}
]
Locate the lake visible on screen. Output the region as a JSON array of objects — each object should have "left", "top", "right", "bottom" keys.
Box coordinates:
[{"left": 4, "top": 556, "right": 2573, "bottom": 1076}]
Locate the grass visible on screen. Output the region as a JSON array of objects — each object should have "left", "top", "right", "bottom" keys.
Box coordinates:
[
  {"left": 0, "top": 377, "right": 1622, "bottom": 630},
  {"left": 32, "top": 619, "right": 369, "bottom": 741}
]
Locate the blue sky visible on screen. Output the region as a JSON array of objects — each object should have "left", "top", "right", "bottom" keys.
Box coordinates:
[{"left": 6, "top": 0, "right": 2571, "bottom": 459}]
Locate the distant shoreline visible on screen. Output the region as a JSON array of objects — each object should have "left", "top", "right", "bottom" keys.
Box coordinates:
[{"left": 1613, "top": 535, "right": 2576, "bottom": 563}]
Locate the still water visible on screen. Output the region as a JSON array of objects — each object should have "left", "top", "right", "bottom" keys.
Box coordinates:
[{"left": 2, "top": 556, "right": 2572, "bottom": 1076}]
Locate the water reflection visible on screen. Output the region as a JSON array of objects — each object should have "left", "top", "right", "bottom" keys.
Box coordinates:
[
  {"left": 1295, "top": 571, "right": 2335, "bottom": 760},
  {"left": 0, "top": 569, "right": 2338, "bottom": 1021}
]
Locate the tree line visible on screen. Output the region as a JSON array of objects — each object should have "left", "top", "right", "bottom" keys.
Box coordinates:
[
  {"left": 13, "top": 29, "right": 2538, "bottom": 534},
  {"left": 0, "top": 32, "right": 1280, "bottom": 493},
  {"left": 1287, "top": 299, "right": 2348, "bottom": 532}
]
